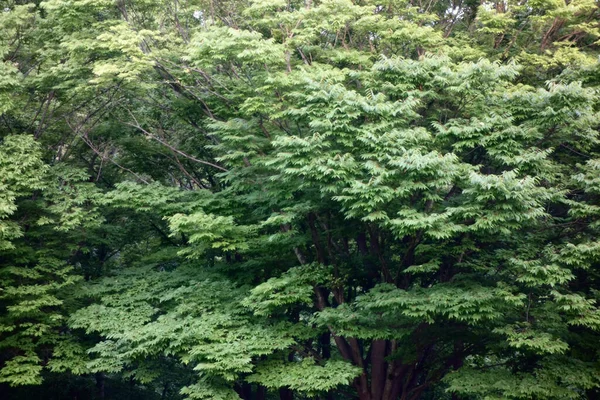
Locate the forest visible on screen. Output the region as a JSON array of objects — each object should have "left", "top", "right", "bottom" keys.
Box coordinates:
[{"left": 1, "top": 0, "right": 600, "bottom": 399}]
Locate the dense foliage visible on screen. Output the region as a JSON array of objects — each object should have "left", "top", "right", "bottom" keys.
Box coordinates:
[{"left": 1, "top": 0, "right": 600, "bottom": 399}]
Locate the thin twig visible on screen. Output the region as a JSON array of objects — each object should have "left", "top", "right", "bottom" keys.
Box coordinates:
[{"left": 126, "top": 110, "right": 228, "bottom": 172}]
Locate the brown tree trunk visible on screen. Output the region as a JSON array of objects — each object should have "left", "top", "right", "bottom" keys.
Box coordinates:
[
  {"left": 308, "top": 212, "right": 326, "bottom": 264},
  {"left": 370, "top": 340, "right": 388, "bottom": 400}
]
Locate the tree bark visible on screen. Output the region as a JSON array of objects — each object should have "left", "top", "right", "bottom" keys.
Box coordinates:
[
  {"left": 370, "top": 339, "right": 388, "bottom": 400},
  {"left": 308, "top": 213, "right": 326, "bottom": 264}
]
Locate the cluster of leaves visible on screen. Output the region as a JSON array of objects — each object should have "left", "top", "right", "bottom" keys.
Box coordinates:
[{"left": 2, "top": 0, "right": 600, "bottom": 400}]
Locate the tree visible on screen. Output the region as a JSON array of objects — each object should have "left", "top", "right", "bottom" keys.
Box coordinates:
[{"left": 2, "top": 0, "right": 600, "bottom": 399}]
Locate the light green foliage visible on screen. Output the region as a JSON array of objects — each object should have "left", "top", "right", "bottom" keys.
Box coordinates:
[
  {"left": 248, "top": 358, "right": 362, "bottom": 394},
  {"left": 0, "top": 257, "right": 83, "bottom": 386},
  {"left": 445, "top": 359, "right": 600, "bottom": 399},
  {"left": 70, "top": 264, "right": 297, "bottom": 398},
  {"left": 243, "top": 263, "right": 330, "bottom": 316},
  {"left": 42, "top": 165, "right": 104, "bottom": 232},
  {"left": 0, "top": 142, "right": 97, "bottom": 385},
  {"left": 0, "top": 135, "right": 47, "bottom": 249},
  {"left": 358, "top": 282, "right": 525, "bottom": 324},
  {"left": 0, "top": 5, "right": 33, "bottom": 114},
  {"left": 1, "top": 0, "right": 600, "bottom": 399},
  {"left": 168, "top": 211, "right": 256, "bottom": 257}
]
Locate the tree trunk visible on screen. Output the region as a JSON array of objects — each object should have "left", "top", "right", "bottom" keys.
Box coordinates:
[{"left": 370, "top": 339, "right": 388, "bottom": 400}]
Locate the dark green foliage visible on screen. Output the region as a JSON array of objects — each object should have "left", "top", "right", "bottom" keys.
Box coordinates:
[{"left": 1, "top": 0, "right": 600, "bottom": 399}]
